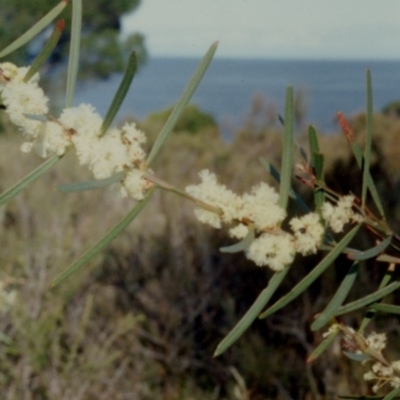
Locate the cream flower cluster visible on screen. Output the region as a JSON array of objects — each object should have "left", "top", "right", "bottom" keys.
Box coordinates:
[
  {"left": 0, "top": 63, "right": 150, "bottom": 201},
  {"left": 186, "top": 169, "right": 325, "bottom": 271},
  {"left": 60, "top": 104, "right": 149, "bottom": 200},
  {"left": 360, "top": 332, "right": 400, "bottom": 394},
  {"left": 0, "top": 62, "right": 49, "bottom": 142},
  {"left": 321, "top": 194, "right": 363, "bottom": 233},
  {"left": 364, "top": 360, "right": 400, "bottom": 393},
  {"left": 325, "top": 325, "right": 400, "bottom": 395}
]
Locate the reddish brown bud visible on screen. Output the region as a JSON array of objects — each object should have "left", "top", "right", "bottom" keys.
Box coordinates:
[
  {"left": 56, "top": 19, "right": 65, "bottom": 31},
  {"left": 337, "top": 112, "right": 355, "bottom": 142}
]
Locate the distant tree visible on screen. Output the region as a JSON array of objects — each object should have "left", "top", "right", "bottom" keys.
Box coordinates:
[
  {"left": 0, "top": 0, "right": 147, "bottom": 78},
  {"left": 382, "top": 100, "right": 400, "bottom": 118}
]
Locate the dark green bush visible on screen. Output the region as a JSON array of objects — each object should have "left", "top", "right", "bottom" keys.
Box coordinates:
[{"left": 147, "top": 104, "right": 217, "bottom": 134}]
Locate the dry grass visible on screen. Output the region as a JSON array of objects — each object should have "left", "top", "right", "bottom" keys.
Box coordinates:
[{"left": 0, "top": 108, "right": 399, "bottom": 399}]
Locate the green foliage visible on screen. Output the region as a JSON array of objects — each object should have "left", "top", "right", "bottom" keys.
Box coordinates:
[
  {"left": 382, "top": 100, "right": 400, "bottom": 117},
  {"left": 279, "top": 86, "right": 295, "bottom": 210},
  {"left": 121, "top": 32, "right": 147, "bottom": 69},
  {"left": 65, "top": 0, "right": 81, "bottom": 107},
  {"left": 146, "top": 42, "right": 218, "bottom": 168},
  {"left": 147, "top": 104, "right": 217, "bottom": 134},
  {"left": 79, "top": 30, "right": 145, "bottom": 79},
  {"left": 0, "top": 0, "right": 146, "bottom": 78},
  {"left": 101, "top": 51, "right": 138, "bottom": 135}
]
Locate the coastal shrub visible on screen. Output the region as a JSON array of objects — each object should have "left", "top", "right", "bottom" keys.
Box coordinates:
[
  {"left": 147, "top": 103, "right": 217, "bottom": 134},
  {"left": 382, "top": 100, "right": 400, "bottom": 118}
]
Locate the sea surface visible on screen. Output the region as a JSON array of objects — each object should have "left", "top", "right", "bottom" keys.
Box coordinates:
[{"left": 74, "top": 58, "right": 400, "bottom": 138}]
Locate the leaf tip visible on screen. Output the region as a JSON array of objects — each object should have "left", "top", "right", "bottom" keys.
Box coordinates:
[
  {"left": 56, "top": 19, "right": 65, "bottom": 30},
  {"left": 213, "top": 347, "right": 222, "bottom": 358},
  {"left": 50, "top": 278, "right": 59, "bottom": 288}
]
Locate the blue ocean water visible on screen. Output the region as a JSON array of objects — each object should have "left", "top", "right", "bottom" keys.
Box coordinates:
[{"left": 74, "top": 58, "right": 400, "bottom": 137}]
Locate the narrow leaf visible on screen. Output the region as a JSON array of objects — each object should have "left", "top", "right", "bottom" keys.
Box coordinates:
[
  {"left": 24, "top": 20, "right": 65, "bottom": 82},
  {"left": 22, "top": 113, "right": 49, "bottom": 122},
  {"left": 335, "top": 281, "right": 400, "bottom": 316},
  {"left": 359, "top": 263, "right": 395, "bottom": 333},
  {"left": 259, "top": 224, "right": 360, "bottom": 319},
  {"left": 100, "top": 52, "right": 137, "bottom": 136},
  {"left": 0, "top": 0, "right": 68, "bottom": 59},
  {"left": 309, "top": 126, "right": 324, "bottom": 178},
  {"left": 146, "top": 41, "right": 218, "bottom": 168},
  {"left": 369, "top": 303, "right": 400, "bottom": 315},
  {"left": 307, "top": 328, "right": 340, "bottom": 363},
  {"left": 347, "top": 235, "right": 392, "bottom": 261},
  {"left": 361, "top": 159, "right": 383, "bottom": 217},
  {"left": 311, "top": 261, "right": 359, "bottom": 331},
  {"left": 377, "top": 254, "right": 400, "bottom": 264},
  {"left": 308, "top": 125, "right": 320, "bottom": 154},
  {"left": 259, "top": 157, "right": 309, "bottom": 212},
  {"left": 298, "top": 141, "right": 309, "bottom": 163},
  {"left": 312, "top": 153, "right": 324, "bottom": 182},
  {"left": 214, "top": 268, "right": 289, "bottom": 357},
  {"left": 308, "top": 126, "right": 325, "bottom": 212},
  {"left": 0, "top": 155, "right": 60, "bottom": 206},
  {"left": 259, "top": 157, "right": 310, "bottom": 212},
  {"left": 259, "top": 157, "right": 281, "bottom": 185},
  {"left": 313, "top": 153, "right": 325, "bottom": 211},
  {"left": 65, "top": 0, "right": 81, "bottom": 107},
  {"left": 220, "top": 227, "right": 255, "bottom": 253},
  {"left": 362, "top": 69, "right": 373, "bottom": 210},
  {"left": 383, "top": 388, "right": 400, "bottom": 400},
  {"left": 343, "top": 351, "right": 371, "bottom": 362},
  {"left": 58, "top": 171, "right": 126, "bottom": 192},
  {"left": 337, "top": 112, "right": 384, "bottom": 218},
  {"left": 278, "top": 114, "right": 308, "bottom": 162},
  {"left": 52, "top": 188, "right": 154, "bottom": 287},
  {"left": 279, "top": 86, "right": 294, "bottom": 210}
]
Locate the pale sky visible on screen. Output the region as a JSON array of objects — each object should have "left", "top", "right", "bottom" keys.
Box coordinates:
[{"left": 122, "top": 0, "right": 400, "bottom": 59}]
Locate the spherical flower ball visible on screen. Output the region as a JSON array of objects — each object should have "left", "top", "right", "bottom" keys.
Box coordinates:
[
  {"left": 185, "top": 169, "right": 243, "bottom": 228},
  {"left": 366, "top": 332, "right": 387, "bottom": 353},
  {"left": 60, "top": 104, "right": 102, "bottom": 140},
  {"left": 240, "top": 182, "right": 286, "bottom": 231},
  {"left": 60, "top": 104, "right": 103, "bottom": 168},
  {"left": 246, "top": 231, "right": 295, "bottom": 271},
  {"left": 321, "top": 194, "right": 363, "bottom": 233},
  {"left": 1, "top": 80, "right": 48, "bottom": 136},
  {"left": 34, "top": 121, "right": 71, "bottom": 157},
  {"left": 121, "top": 169, "right": 152, "bottom": 201},
  {"left": 120, "top": 122, "right": 147, "bottom": 165},
  {"left": 290, "top": 212, "right": 324, "bottom": 255},
  {"left": 0, "top": 63, "right": 37, "bottom": 85},
  {"left": 229, "top": 223, "right": 249, "bottom": 240},
  {"left": 88, "top": 128, "right": 131, "bottom": 179}
]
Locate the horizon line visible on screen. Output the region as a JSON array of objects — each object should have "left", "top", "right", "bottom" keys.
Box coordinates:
[{"left": 144, "top": 54, "right": 400, "bottom": 62}]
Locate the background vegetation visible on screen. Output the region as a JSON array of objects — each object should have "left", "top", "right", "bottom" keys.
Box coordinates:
[
  {"left": 1, "top": 99, "right": 400, "bottom": 399},
  {"left": 0, "top": 0, "right": 147, "bottom": 78}
]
